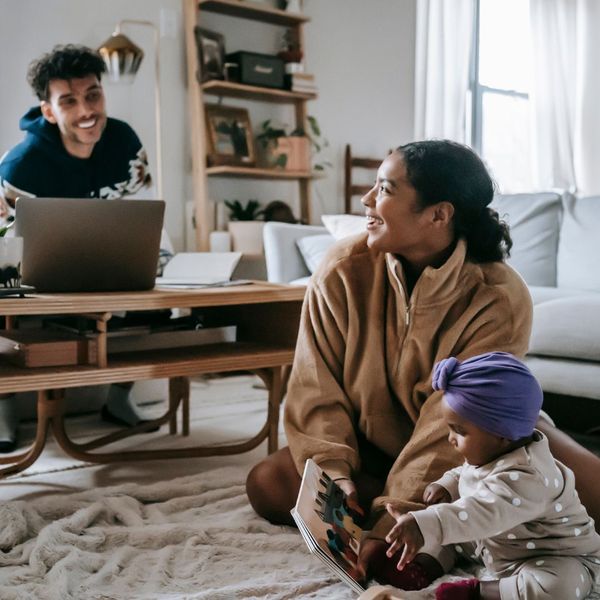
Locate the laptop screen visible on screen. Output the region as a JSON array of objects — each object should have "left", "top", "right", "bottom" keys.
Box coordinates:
[{"left": 15, "top": 197, "right": 165, "bottom": 293}]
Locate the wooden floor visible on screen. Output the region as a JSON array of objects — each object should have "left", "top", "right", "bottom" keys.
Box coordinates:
[
  {"left": 0, "top": 374, "right": 274, "bottom": 502},
  {"left": 1, "top": 380, "right": 598, "bottom": 504}
]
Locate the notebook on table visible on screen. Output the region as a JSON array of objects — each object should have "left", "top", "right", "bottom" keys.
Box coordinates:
[
  {"left": 15, "top": 197, "right": 165, "bottom": 292},
  {"left": 155, "top": 252, "right": 245, "bottom": 288}
]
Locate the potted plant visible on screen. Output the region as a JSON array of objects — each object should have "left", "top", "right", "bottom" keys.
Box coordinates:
[
  {"left": 224, "top": 199, "right": 265, "bottom": 254},
  {"left": 256, "top": 116, "right": 330, "bottom": 172},
  {"left": 277, "top": 28, "right": 303, "bottom": 63},
  {"left": 224, "top": 199, "right": 264, "bottom": 221},
  {"left": 0, "top": 220, "right": 23, "bottom": 289}
]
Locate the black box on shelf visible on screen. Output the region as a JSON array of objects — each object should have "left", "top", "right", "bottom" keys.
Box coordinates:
[{"left": 226, "top": 51, "right": 285, "bottom": 89}]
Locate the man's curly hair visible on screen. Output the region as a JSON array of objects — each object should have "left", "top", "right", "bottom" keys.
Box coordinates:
[{"left": 27, "top": 44, "right": 106, "bottom": 101}]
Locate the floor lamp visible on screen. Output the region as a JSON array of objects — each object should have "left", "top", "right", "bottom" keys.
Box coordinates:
[{"left": 98, "top": 20, "right": 164, "bottom": 200}]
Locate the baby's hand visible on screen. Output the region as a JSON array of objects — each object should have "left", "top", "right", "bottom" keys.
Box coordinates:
[
  {"left": 423, "top": 483, "right": 451, "bottom": 505},
  {"left": 385, "top": 504, "right": 424, "bottom": 571}
]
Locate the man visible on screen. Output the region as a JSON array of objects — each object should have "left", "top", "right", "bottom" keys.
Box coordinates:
[{"left": 0, "top": 44, "right": 162, "bottom": 452}]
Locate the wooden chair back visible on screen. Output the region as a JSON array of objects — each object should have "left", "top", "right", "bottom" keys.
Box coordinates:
[{"left": 343, "top": 144, "right": 382, "bottom": 214}]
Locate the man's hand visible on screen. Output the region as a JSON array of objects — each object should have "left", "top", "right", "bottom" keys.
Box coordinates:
[
  {"left": 0, "top": 195, "right": 10, "bottom": 220},
  {"left": 423, "top": 483, "right": 451, "bottom": 505},
  {"left": 384, "top": 504, "right": 424, "bottom": 571}
]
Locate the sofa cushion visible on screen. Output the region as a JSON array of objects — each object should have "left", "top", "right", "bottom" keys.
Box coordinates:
[
  {"left": 525, "top": 356, "right": 600, "bottom": 401},
  {"left": 289, "top": 276, "right": 311, "bottom": 286},
  {"left": 527, "top": 285, "right": 584, "bottom": 306},
  {"left": 321, "top": 214, "right": 367, "bottom": 240},
  {"left": 529, "top": 294, "right": 600, "bottom": 361},
  {"left": 296, "top": 234, "right": 335, "bottom": 274},
  {"left": 263, "top": 222, "right": 327, "bottom": 283},
  {"left": 490, "top": 192, "right": 562, "bottom": 287},
  {"left": 557, "top": 194, "right": 600, "bottom": 292}
]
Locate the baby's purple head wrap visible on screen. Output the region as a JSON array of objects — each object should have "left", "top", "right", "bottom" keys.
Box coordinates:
[{"left": 432, "top": 352, "right": 543, "bottom": 440}]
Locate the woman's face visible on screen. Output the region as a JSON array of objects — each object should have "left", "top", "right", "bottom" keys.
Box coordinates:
[{"left": 361, "top": 152, "right": 440, "bottom": 257}]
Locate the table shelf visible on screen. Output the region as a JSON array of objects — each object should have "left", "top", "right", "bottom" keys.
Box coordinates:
[{"left": 0, "top": 341, "right": 295, "bottom": 394}]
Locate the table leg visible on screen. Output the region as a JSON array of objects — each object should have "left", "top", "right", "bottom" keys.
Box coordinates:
[
  {"left": 169, "top": 378, "right": 179, "bottom": 435},
  {"left": 1, "top": 368, "right": 288, "bottom": 470},
  {"left": 168, "top": 377, "right": 190, "bottom": 436},
  {"left": 254, "top": 367, "right": 283, "bottom": 455},
  {"left": 0, "top": 389, "right": 55, "bottom": 476},
  {"left": 182, "top": 378, "right": 190, "bottom": 437}
]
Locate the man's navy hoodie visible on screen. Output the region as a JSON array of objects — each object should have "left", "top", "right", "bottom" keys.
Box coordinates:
[{"left": 0, "top": 107, "right": 151, "bottom": 204}]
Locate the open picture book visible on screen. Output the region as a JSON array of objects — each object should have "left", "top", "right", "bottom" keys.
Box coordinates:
[{"left": 291, "top": 459, "right": 367, "bottom": 594}]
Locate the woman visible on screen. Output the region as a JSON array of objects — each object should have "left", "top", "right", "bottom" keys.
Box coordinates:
[{"left": 246, "top": 140, "right": 600, "bottom": 586}]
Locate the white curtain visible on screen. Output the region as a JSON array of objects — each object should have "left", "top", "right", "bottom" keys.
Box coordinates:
[
  {"left": 530, "top": 0, "right": 600, "bottom": 194},
  {"left": 414, "top": 0, "right": 475, "bottom": 142}
]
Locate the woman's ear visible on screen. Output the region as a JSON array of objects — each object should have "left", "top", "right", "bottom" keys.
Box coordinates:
[
  {"left": 40, "top": 101, "right": 57, "bottom": 124},
  {"left": 432, "top": 202, "right": 454, "bottom": 226}
]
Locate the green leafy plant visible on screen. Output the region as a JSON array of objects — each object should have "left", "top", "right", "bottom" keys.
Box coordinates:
[
  {"left": 224, "top": 199, "right": 264, "bottom": 221},
  {"left": 0, "top": 219, "right": 15, "bottom": 237},
  {"left": 256, "top": 120, "right": 290, "bottom": 168},
  {"left": 295, "top": 115, "right": 332, "bottom": 171},
  {"left": 256, "top": 116, "right": 331, "bottom": 171}
]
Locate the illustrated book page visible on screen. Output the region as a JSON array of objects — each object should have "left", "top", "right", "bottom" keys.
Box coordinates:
[{"left": 291, "top": 458, "right": 366, "bottom": 594}]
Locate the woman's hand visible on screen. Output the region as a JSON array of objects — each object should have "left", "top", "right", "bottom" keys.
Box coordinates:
[
  {"left": 335, "top": 477, "right": 365, "bottom": 519},
  {"left": 423, "top": 483, "right": 451, "bottom": 505},
  {"left": 384, "top": 504, "right": 424, "bottom": 571}
]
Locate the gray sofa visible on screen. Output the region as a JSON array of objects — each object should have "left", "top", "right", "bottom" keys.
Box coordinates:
[{"left": 263, "top": 192, "right": 600, "bottom": 408}]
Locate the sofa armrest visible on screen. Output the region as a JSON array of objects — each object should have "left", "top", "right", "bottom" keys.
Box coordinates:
[{"left": 263, "top": 222, "right": 328, "bottom": 283}]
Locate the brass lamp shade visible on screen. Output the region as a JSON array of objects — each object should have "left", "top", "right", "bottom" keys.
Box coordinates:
[{"left": 98, "top": 33, "right": 144, "bottom": 83}]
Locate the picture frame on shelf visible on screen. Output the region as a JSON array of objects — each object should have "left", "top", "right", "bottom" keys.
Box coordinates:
[
  {"left": 205, "top": 105, "right": 256, "bottom": 167},
  {"left": 194, "top": 27, "right": 225, "bottom": 82}
]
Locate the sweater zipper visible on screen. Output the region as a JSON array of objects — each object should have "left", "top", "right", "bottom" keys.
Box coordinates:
[{"left": 390, "top": 259, "right": 411, "bottom": 329}]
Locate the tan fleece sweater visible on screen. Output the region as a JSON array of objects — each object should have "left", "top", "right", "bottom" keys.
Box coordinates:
[{"left": 284, "top": 234, "right": 532, "bottom": 538}]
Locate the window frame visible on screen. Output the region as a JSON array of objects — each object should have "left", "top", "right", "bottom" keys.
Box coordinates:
[{"left": 468, "top": 0, "right": 529, "bottom": 155}]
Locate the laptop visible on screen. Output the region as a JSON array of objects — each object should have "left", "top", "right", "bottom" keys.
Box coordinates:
[{"left": 15, "top": 197, "right": 165, "bottom": 292}]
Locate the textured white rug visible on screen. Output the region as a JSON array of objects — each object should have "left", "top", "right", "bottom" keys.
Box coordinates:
[
  {"left": 0, "top": 464, "right": 360, "bottom": 600},
  {"left": 3, "top": 376, "right": 597, "bottom": 599}
]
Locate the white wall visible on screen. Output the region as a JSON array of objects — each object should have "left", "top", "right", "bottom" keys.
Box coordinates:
[
  {"left": 304, "top": 0, "right": 417, "bottom": 217},
  {"left": 0, "top": 0, "right": 416, "bottom": 246}
]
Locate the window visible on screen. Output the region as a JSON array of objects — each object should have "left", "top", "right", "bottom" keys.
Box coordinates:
[{"left": 469, "top": 0, "right": 533, "bottom": 192}]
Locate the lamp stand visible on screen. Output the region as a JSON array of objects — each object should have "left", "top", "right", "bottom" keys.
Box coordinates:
[{"left": 114, "top": 19, "right": 164, "bottom": 200}]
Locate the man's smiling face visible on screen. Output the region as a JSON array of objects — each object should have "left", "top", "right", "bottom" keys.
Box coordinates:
[{"left": 41, "top": 74, "right": 107, "bottom": 159}]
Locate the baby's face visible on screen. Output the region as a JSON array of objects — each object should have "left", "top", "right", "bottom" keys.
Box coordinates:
[{"left": 441, "top": 399, "right": 508, "bottom": 466}]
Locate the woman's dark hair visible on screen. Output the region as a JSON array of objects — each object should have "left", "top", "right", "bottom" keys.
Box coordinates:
[
  {"left": 397, "top": 140, "right": 512, "bottom": 263},
  {"left": 27, "top": 44, "right": 107, "bottom": 101}
]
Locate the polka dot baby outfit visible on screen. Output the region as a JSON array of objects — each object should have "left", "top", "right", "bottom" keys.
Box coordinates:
[{"left": 411, "top": 431, "right": 600, "bottom": 599}]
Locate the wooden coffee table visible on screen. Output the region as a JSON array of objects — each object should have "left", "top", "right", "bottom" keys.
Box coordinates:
[{"left": 0, "top": 283, "right": 304, "bottom": 477}]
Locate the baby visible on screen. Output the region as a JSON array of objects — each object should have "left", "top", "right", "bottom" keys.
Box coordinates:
[{"left": 385, "top": 352, "right": 600, "bottom": 600}]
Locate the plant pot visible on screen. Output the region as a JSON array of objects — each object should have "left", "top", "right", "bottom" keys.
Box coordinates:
[
  {"left": 261, "top": 136, "right": 310, "bottom": 171},
  {"left": 227, "top": 221, "right": 265, "bottom": 255},
  {"left": 0, "top": 236, "right": 23, "bottom": 288}
]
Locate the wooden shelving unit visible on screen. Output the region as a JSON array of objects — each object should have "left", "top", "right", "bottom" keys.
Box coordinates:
[
  {"left": 206, "top": 165, "right": 313, "bottom": 179},
  {"left": 184, "top": 0, "right": 316, "bottom": 250},
  {"left": 201, "top": 80, "right": 316, "bottom": 103},
  {"left": 198, "top": 0, "right": 309, "bottom": 25}
]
